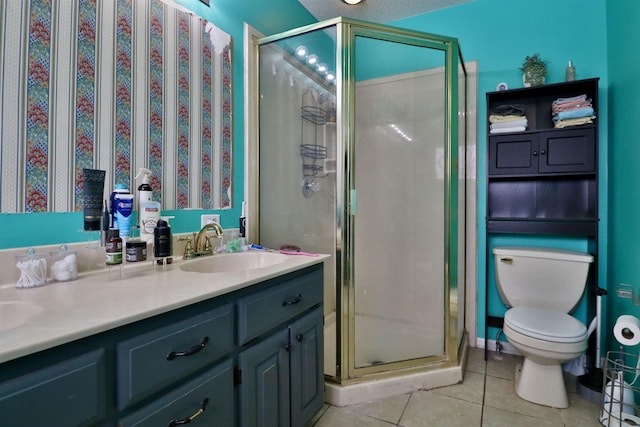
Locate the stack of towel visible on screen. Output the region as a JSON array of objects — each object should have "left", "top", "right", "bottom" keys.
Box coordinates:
[
  {"left": 552, "top": 94, "right": 596, "bottom": 128},
  {"left": 489, "top": 104, "right": 528, "bottom": 134}
]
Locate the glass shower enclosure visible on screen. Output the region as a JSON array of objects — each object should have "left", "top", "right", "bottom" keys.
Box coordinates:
[{"left": 249, "top": 18, "right": 467, "bottom": 384}]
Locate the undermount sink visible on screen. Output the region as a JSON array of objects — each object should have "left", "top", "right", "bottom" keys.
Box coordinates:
[
  {"left": 181, "top": 251, "right": 289, "bottom": 274},
  {"left": 0, "top": 300, "right": 43, "bottom": 332}
]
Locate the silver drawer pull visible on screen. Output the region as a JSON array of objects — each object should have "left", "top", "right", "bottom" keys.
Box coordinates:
[
  {"left": 282, "top": 294, "right": 302, "bottom": 306},
  {"left": 167, "top": 398, "right": 209, "bottom": 426},
  {"left": 166, "top": 336, "right": 209, "bottom": 360}
]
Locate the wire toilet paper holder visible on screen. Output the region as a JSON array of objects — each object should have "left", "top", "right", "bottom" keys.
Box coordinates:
[{"left": 601, "top": 351, "right": 640, "bottom": 426}]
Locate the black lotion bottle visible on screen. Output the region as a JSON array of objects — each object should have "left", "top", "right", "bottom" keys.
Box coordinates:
[{"left": 153, "top": 219, "right": 172, "bottom": 261}]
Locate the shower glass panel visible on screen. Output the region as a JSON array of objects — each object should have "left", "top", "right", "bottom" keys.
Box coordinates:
[
  {"left": 351, "top": 36, "right": 446, "bottom": 370},
  {"left": 257, "top": 27, "right": 339, "bottom": 377}
]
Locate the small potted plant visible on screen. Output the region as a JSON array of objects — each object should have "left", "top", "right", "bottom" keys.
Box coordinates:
[{"left": 520, "top": 53, "right": 549, "bottom": 87}]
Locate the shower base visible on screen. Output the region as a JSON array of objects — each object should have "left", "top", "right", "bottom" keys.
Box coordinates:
[{"left": 323, "top": 311, "right": 468, "bottom": 406}]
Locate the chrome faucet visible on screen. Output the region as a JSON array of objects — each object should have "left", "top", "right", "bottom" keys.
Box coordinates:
[{"left": 195, "top": 222, "right": 223, "bottom": 255}]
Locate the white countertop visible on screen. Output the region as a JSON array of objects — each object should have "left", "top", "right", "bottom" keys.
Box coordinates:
[{"left": 0, "top": 252, "right": 329, "bottom": 364}]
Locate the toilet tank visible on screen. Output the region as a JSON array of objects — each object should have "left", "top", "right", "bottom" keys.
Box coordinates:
[{"left": 493, "top": 247, "right": 594, "bottom": 313}]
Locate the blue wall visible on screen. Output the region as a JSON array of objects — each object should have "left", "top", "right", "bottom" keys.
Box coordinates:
[
  {"left": 394, "top": 0, "right": 609, "bottom": 341},
  {"left": 605, "top": 0, "right": 640, "bottom": 350}
]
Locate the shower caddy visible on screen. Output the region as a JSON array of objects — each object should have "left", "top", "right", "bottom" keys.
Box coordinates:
[{"left": 300, "top": 89, "right": 328, "bottom": 198}]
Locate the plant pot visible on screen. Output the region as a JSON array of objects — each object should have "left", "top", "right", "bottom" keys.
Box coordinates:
[{"left": 523, "top": 72, "right": 545, "bottom": 87}]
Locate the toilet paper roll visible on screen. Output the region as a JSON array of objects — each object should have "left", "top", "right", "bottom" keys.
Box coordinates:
[{"left": 613, "top": 315, "right": 640, "bottom": 346}]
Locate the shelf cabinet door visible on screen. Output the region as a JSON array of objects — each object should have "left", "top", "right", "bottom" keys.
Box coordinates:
[
  {"left": 488, "top": 134, "right": 538, "bottom": 175},
  {"left": 538, "top": 128, "right": 595, "bottom": 174}
]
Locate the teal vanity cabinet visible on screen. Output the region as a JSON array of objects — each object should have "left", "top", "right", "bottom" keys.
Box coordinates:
[
  {"left": 237, "top": 268, "right": 324, "bottom": 427},
  {"left": 0, "top": 263, "right": 324, "bottom": 427}
]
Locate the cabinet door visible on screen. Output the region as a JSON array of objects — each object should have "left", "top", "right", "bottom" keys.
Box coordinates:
[
  {"left": 488, "top": 134, "right": 538, "bottom": 175},
  {"left": 239, "top": 329, "right": 290, "bottom": 427},
  {"left": 0, "top": 349, "right": 105, "bottom": 427},
  {"left": 538, "top": 128, "right": 595, "bottom": 173},
  {"left": 290, "top": 307, "right": 324, "bottom": 427},
  {"left": 118, "top": 359, "right": 234, "bottom": 427}
]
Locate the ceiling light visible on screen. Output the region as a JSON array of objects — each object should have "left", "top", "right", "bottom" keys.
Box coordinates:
[
  {"left": 295, "top": 46, "right": 307, "bottom": 58},
  {"left": 316, "top": 63, "right": 328, "bottom": 74},
  {"left": 306, "top": 54, "right": 318, "bottom": 66},
  {"left": 343, "top": 0, "right": 363, "bottom": 4}
]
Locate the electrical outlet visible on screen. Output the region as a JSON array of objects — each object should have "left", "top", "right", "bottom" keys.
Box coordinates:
[{"left": 201, "top": 214, "right": 220, "bottom": 228}]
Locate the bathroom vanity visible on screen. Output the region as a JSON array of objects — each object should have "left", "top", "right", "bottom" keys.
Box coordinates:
[{"left": 0, "top": 253, "right": 327, "bottom": 426}]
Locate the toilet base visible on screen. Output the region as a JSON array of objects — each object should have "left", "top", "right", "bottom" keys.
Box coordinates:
[{"left": 515, "top": 358, "right": 569, "bottom": 408}]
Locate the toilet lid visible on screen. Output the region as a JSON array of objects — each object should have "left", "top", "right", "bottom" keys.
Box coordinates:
[{"left": 505, "top": 307, "right": 587, "bottom": 343}]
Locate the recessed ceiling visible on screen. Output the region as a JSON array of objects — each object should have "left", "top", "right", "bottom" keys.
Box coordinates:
[{"left": 297, "top": 0, "right": 472, "bottom": 23}]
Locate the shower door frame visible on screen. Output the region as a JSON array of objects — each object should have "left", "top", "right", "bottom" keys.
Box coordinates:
[{"left": 249, "top": 18, "right": 467, "bottom": 384}]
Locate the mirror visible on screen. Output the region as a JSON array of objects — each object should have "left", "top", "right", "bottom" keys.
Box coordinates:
[{"left": 0, "top": 0, "right": 232, "bottom": 213}]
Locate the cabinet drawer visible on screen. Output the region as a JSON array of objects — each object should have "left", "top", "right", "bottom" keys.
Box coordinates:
[
  {"left": 0, "top": 349, "right": 106, "bottom": 427},
  {"left": 238, "top": 269, "right": 323, "bottom": 345},
  {"left": 117, "top": 304, "right": 233, "bottom": 409},
  {"left": 118, "top": 359, "right": 234, "bottom": 427}
]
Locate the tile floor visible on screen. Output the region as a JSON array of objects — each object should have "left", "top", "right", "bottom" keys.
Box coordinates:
[{"left": 311, "top": 348, "right": 604, "bottom": 426}]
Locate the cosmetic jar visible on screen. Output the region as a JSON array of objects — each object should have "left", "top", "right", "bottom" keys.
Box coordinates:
[
  {"left": 49, "top": 245, "right": 78, "bottom": 282},
  {"left": 126, "top": 241, "right": 147, "bottom": 262},
  {"left": 15, "top": 249, "right": 47, "bottom": 288}
]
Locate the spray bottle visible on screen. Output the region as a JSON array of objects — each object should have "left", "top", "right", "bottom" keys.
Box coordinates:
[{"left": 135, "top": 168, "right": 153, "bottom": 229}]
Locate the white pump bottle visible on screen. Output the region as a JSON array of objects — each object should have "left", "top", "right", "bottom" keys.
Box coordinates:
[{"left": 135, "top": 168, "right": 153, "bottom": 229}]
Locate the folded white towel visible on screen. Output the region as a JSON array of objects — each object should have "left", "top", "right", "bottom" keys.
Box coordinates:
[
  {"left": 489, "top": 114, "right": 526, "bottom": 123},
  {"left": 490, "top": 126, "right": 527, "bottom": 134},
  {"left": 491, "top": 118, "right": 528, "bottom": 130}
]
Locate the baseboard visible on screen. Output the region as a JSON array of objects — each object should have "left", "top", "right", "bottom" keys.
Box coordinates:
[{"left": 475, "top": 337, "right": 520, "bottom": 356}]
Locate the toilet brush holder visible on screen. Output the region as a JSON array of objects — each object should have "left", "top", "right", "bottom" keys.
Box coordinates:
[{"left": 578, "top": 288, "right": 607, "bottom": 403}]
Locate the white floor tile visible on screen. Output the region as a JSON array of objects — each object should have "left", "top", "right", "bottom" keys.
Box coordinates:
[{"left": 313, "top": 350, "right": 601, "bottom": 427}]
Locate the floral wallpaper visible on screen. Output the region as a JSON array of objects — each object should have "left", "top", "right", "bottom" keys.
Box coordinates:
[
  {"left": 115, "top": 0, "right": 133, "bottom": 188},
  {"left": 0, "top": 0, "right": 232, "bottom": 213},
  {"left": 25, "top": 0, "right": 51, "bottom": 212},
  {"left": 74, "top": 0, "right": 98, "bottom": 211}
]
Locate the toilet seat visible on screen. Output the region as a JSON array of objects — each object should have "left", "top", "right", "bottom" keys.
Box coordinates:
[{"left": 505, "top": 307, "right": 587, "bottom": 343}]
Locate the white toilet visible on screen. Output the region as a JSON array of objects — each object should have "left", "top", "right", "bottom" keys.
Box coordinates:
[{"left": 493, "top": 246, "right": 594, "bottom": 408}]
